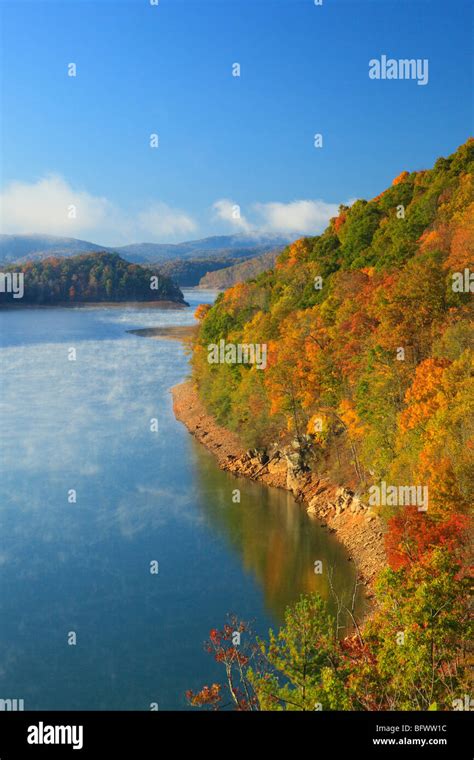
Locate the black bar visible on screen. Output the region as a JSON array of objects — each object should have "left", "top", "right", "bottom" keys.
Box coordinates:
[{"left": 0, "top": 710, "right": 471, "bottom": 758}]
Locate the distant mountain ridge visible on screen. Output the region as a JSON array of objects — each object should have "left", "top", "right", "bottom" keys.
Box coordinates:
[
  {"left": 0, "top": 234, "right": 106, "bottom": 262},
  {"left": 117, "top": 233, "right": 289, "bottom": 262},
  {"left": 0, "top": 232, "right": 291, "bottom": 265}
]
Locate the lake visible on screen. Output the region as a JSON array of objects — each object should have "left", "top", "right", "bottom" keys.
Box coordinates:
[{"left": 0, "top": 291, "right": 362, "bottom": 710}]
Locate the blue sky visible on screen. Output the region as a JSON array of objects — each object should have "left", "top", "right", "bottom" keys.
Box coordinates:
[{"left": 0, "top": 0, "right": 472, "bottom": 245}]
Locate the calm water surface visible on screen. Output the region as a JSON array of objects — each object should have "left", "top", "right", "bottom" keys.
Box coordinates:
[{"left": 0, "top": 290, "right": 362, "bottom": 709}]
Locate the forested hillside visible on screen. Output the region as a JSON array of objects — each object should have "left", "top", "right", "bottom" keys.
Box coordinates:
[
  {"left": 188, "top": 139, "right": 473, "bottom": 711},
  {"left": 193, "top": 140, "right": 473, "bottom": 503},
  {"left": 198, "top": 249, "right": 280, "bottom": 289},
  {"left": 157, "top": 257, "right": 239, "bottom": 287},
  {"left": 0, "top": 251, "right": 186, "bottom": 305}
]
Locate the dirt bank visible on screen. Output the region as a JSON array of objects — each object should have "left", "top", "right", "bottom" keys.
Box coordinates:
[{"left": 172, "top": 380, "right": 386, "bottom": 600}]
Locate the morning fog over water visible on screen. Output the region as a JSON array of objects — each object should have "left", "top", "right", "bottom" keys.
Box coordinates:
[{"left": 0, "top": 291, "right": 362, "bottom": 709}]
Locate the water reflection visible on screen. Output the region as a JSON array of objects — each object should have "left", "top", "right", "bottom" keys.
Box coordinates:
[{"left": 190, "top": 440, "right": 364, "bottom": 625}]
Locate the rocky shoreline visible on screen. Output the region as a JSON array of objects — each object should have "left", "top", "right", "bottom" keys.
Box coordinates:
[{"left": 172, "top": 380, "right": 386, "bottom": 600}]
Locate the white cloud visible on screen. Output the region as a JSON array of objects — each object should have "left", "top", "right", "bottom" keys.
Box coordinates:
[
  {"left": 254, "top": 199, "right": 340, "bottom": 235},
  {"left": 212, "top": 198, "right": 253, "bottom": 233},
  {"left": 0, "top": 175, "right": 112, "bottom": 237},
  {"left": 212, "top": 197, "right": 341, "bottom": 236},
  {"left": 0, "top": 175, "right": 197, "bottom": 244}
]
